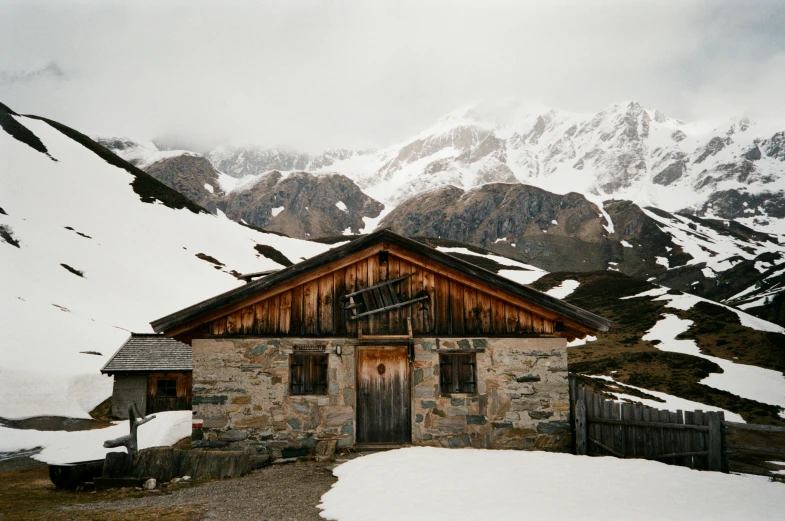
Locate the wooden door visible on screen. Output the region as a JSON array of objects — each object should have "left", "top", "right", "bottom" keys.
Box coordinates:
[{"left": 356, "top": 346, "right": 411, "bottom": 444}]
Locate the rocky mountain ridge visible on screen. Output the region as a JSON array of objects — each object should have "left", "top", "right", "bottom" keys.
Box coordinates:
[
  {"left": 204, "top": 101, "right": 785, "bottom": 235},
  {"left": 97, "top": 138, "right": 384, "bottom": 239}
]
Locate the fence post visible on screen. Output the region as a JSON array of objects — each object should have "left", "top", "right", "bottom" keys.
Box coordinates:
[
  {"left": 717, "top": 412, "right": 729, "bottom": 473},
  {"left": 707, "top": 412, "right": 722, "bottom": 472},
  {"left": 575, "top": 399, "right": 587, "bottom": 455}
]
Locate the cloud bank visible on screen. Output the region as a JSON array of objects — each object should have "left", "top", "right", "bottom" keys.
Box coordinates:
[{"left": 2, "top": 0, "right": 784, "bottom": 152}]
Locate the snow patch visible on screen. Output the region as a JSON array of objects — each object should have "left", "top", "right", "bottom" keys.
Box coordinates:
[
  {"left": 545, "top": 279, "right": 580, "bottom": 299},
  {"left": 335, "top": 201, "right": 348, "bottom": 212},
  {"left": 620, "top": 240, "right": 633, "bottom": 248},
  {"left": 271, "top": 206, "right": 285, "bottom": 217},
  {"left": 318, "top": 447, "right": 784, "bottom": 521},
  {"left": 203, "top": 183, "right": 214, "bottom": 194}
]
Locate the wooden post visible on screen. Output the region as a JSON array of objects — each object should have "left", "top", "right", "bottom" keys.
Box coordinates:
[
  {"left": 575, "top": 399, "right": 587, "bottom": 455},
  {"left": 707, "top": 412, "right": 723, "bottom": 472}
]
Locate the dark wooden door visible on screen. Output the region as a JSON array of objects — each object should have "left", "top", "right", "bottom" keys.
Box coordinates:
[{"left": 356, "top": 346, "right": 411, "bottom": 444}]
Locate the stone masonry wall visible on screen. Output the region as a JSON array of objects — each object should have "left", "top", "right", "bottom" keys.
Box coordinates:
[
  {"left": 191, "top": 338, "right": 356, "bottom": 458},
  {"left": 412, "top": 337, "right": 571, "bottom": 450},
  {"left": 191, "top": 336, "right": 571, "bottom": 456}
]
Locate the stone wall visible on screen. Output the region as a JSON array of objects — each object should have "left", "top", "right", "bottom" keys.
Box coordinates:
[
  {"left": 191, "top": 336, "right": 570, "bottom": 456},
  {"left": 411, "top": 337, "right": 571, "bottom": 450},
  {"left": 192, "top": 338, "right": 355, "bottom": 458}
]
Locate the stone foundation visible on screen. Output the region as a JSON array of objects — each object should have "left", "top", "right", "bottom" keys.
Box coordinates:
[{"left": 192, "top": 336, "right": 571, "bottom": 456}]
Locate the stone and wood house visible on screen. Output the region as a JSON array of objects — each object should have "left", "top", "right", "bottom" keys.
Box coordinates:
[
  {"left": 150, "top": 230, "right": 610, "bottom": 455},
  {"left": 101, "top": 333, "right": 193, "bottom": 419}
]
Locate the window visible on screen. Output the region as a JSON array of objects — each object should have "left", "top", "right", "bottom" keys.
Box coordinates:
[
  {"left": 290, "top": 354, "right": 328, "bottom": 395},
  {"left": 156, "top": 379, "right": 177, "bottom": 398},
  {"left": 439, "top": 354, "right": 477, "bottom": 394}
]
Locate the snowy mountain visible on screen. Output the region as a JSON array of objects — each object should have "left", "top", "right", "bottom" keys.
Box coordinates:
[
  {"left": 99, "top": 138, "right": 385, "bottom": 239},
  {"left": 0, "top": 102, "right": 333, "bottom": 420},
  {"left": 207, "top": 101, "right": 785, "bottom": 235}
]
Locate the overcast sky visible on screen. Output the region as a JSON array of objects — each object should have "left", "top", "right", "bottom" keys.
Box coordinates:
[{"left": 2, "top": 0, "right": 784, "bottom": 152}]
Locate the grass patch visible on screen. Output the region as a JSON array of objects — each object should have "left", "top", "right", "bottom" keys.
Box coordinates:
[
  {"left": 60, "top": 263, "right": 84, "bottom": 277},
  {"left": 254, "top": 244, "right": 293, "bottom": 267},
  {"left": 0, "top": 467, "right": 205, "bottom": 521},
  {"left": 1, "top": 224, "right": 20, "bottom": 248}
]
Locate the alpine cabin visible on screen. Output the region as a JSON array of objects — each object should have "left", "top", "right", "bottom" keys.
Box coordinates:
[{"left": 151, "top": 230, "right": 610, "bottom": 456}]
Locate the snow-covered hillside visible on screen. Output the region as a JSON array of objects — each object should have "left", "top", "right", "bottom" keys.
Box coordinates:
[{"left": 0, "top": 107, "right": 332, "bottom": 420}]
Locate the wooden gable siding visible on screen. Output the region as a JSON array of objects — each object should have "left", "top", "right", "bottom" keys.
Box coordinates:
[{"left": 207, "top": 252, "right": 555, "bottom": 337}]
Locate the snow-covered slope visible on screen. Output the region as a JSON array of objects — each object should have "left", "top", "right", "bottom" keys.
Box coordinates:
[{"left": 0, "top": 106, "right": 332, "bottom": 420}]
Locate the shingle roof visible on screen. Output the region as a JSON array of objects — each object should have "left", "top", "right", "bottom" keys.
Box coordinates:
[
  {"left": 151, "top": 229, "right": 612, "bottom": 335},
  {"left": 101, "top": 333, "right": 192, "bottom": 374}
]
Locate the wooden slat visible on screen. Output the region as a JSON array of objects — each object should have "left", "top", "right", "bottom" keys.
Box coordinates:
[
  {"left": 279, "top": 290, "right": 292, "bottom": 334},
  {"left": 602, "top": 398, "right": 613, "bottom": 457},
  {"left": 255, "top": 300, "right": 268, "bottom": 334},
  {"left": 588, "top": 418, "right": 709, "bottom": 431},
  {"left": 518, "top": 307, "right": 533, "bottom": 333},
  {"left": 268, "top": 294, "right": 280, "bottom": 334},
  {"left": 449, "top": 279, "right": 465, "bottom": 335},
  {"left": 491, "top": 296, "right": 505, "bottom": 334},
  {"left": 333, "top": 269, "right": 346, "bottom": 335},
  {"left": 683, "top": 411, "right": 695, "bottom": 468},
  {"left": 226, "top": 310, "right": 240, "bottom": 335},
  {"left": 422, "top": 268, "right": 435, "bottom": 334},
  {"left": 350, "top": 296, "right": 430, "bottom": 319},
  {"left": 477, "top": 291, "right": 491, "bottom": 334},
  {"left": 434, "top": 274, "right": 449, "bottom": 335},
  {"left": 356, "top": 258, "right": 368, "bottom": 334},
  {"left": 344, "top": 264, "right": 357, "bottom": 336},
  {"left": 303, "top": 280, "right": 318, "bottom": 335},
  {"left": 693, "top": 410, "right": 706, "bottom": 470},
  {"left": 318, "top": 274, "right": 334, "bottom": 335},
  {"left": 241, "top": 305, "right": 255, "bottom": 334},
  {"left": 641, "top": 407, "right": 652, "bottom": 459},
  {"left": 211, "top": 316, "right": 226, "bottom": 335},
  {"left": 411, "top": 269, "right": 424, "bottom": 333},
  {"left": 463, "top": 286, "right": 478, "bottom": 334},
  {"left": 398, "top": 260, "right": 412, "bottom": 332},
  {"left": 367, "top": 254, "right": 379, "bottom": 335},
  {"left": 707, "top": 412, "right": 722, "bottom": 472},
  {"left": 290, "top": 284, "right": 304, "bottom": 335}
]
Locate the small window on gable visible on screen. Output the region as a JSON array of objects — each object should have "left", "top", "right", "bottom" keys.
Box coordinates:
[
  {"left": 290, "top": 354, "right": 328, "bottom": 395},
  {"left": 439, "top": 353, "right": 476, "bottom": 394},
  {"left": 156, "top": 379, "right": 177, "bottom": 398}
]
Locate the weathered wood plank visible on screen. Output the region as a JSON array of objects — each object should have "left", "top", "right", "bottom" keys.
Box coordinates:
[
  {"left": 290, "top": 284, "right": 304, "bottom": 335},
  {"left": 706, "top": 412, "right": 722, "bottom": 472},
  {"left": 303, "top": 281, "right": 318, "bottom": 335},
  {"left": 344, "top": 264, "right": 357, "bottom": 336},
  {"left": 318, "top": 274, "right": 334, "bottom": 335},
  {"left": 411, "top": 268, "right": 425, "bottom": 333},
  {"left": 387, "top": 257, "right": 400, "bottom": 333},
  {"left": 575, "top": 399, "right": 587, "bottom": 455},
  {"left": 434, "top": 274, "right": 449, "bottom": 335},
  {"left": 398, "top": 260, "right": 412, "bottom": 332},
  {"left": 211, "top": 316, "right": 226, "bottom": 335},
  {"left": 449, "top": 279, "right": 465, "bottom": 335},
  {"left": 279, "top": 290, "right": 292, "bottom": 335},
  {"left": 477, "top": 291, "right": 491, "bottom": 334},
  {"left": 254, "top": 300, "right": 268, "bottom": 334},
  {"left": 268, "top": 294, "right": 280, "bottom": 335},
  {"left": 333, "top": 269, "right": 346, "bottom": 335},
  {"left": 241, "top": 305, "right": 255, "bottom": 334},
  {"left": 356, "top": 258, "right": 368, "bottom": 334},
  {"left": 463, "top": 286, "right": 478, "bottom": 334},
  {"left": 693, "top": 410, "right": 706, "bottom": 470},
  {"left": 422, "top": 268, "right": 435, "bottom": 334},
  {"left": 683, "top": 410, "right": 695, "bottom": 468},
  {"left": 226, "top": 310, "right": 240, "bottom": 335}
]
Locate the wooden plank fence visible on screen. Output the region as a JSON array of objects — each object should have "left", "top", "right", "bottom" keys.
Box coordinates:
[
  {"left": 570, "top": 380, "right": 725, "bottom": 472},
  {"left": 570, "top": 379, "right": 785, "bottom": 476}
]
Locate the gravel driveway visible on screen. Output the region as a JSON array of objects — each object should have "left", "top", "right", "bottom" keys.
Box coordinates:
[{"left": 63, "top": 461, "right": 339, "bottom": 521}]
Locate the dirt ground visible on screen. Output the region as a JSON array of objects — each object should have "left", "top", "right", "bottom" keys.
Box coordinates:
[{"left": 0, "top": 457, "right": 338, "bottom": 521}]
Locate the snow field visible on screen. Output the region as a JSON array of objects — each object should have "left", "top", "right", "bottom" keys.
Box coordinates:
[
  {"left": 318, "top": 447, "right": 785, "bottom": 521},
  {"left": 0, "top": 410, "right": 191, "bottom": 465}
]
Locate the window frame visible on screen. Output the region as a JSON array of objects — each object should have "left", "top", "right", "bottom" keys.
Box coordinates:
[
  {"left": 155, "top": 378, "right": 178, "bottom": 398},
  {"left": 290, "top": 353, "right": 329, "bottom": 396},
  {"left": 438, "top": 353, "right": 477, "bottom": 395}
]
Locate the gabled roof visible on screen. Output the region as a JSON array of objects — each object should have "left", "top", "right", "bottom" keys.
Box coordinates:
[
  {"left": 101, "top": 333, "right": 192, "bottom": 374},
  {"left": 151, "top": 229, "right": 611, "bottom": 335}
]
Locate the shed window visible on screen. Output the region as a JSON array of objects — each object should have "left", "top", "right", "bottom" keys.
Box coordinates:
[
  {"left": 155, "top": 379, "right": 177, "bottom": 398},
  {"left": 439, "top": 354, "right": 476, "bottom": 394},
  {"left": 290, "top": 354, "right": 328, "bottom": 395}
]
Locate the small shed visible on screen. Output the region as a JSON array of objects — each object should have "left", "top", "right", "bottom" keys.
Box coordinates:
[
  {"left": 151, "top": 230, "right": 611, "bottom": 453},
  {"left": 101, "top": 333, "right": 193, "bottom": 419}
]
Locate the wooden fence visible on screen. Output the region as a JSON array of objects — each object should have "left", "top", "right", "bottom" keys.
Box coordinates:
[
  {"left": 570, "top": 380, "right": 785, "bottom": 476},
  {"left": 571, "top": 381, "right": 725, "bottom": 471}
]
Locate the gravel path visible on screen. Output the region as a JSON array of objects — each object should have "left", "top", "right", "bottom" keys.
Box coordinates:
[{"left": 62, "top": 461, "right": 338, "bottom": 521}]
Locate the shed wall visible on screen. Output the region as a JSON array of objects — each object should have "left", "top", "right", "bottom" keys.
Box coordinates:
[
  {"left": 111, "top": 373, "right": 148, "bottom": 419},
  {"left": 191, "top": 336, "right": 571, "bottom": 455}
]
